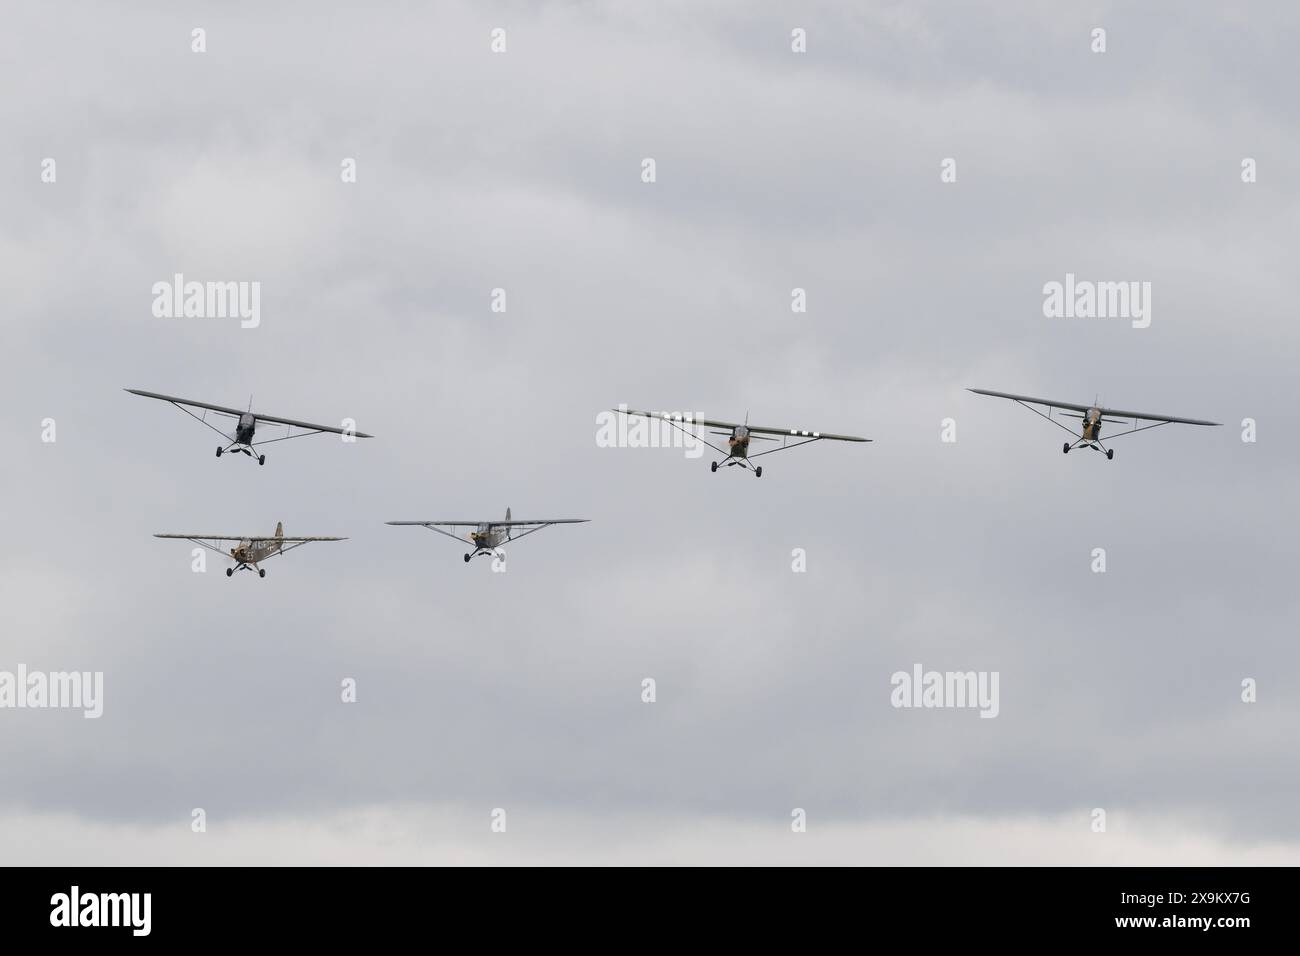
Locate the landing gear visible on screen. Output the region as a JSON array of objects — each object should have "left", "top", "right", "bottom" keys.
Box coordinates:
[
  {"left": 712, "top": 459, "right": 763, "bottom": 476},
  {"left": 258, "top": 454, "right": 266, "bottom": 466},
  {"left": 258, "top": 568, "right": 266, "bottom": 578},
  {"left": 464, "top": 553, "right": 471, "bottom": 563},
  {"left": 226, "top": 567, "right": 233, "bottom": 577},
  {"left": 1062, "top": 442, "right": 1070, "bottom": 454},
  {"left": 1106, "top": 448, "right": 1114, "bottom": 460},
  {"left": 216, "top": 446, "right": 224, "bottom": 457}
]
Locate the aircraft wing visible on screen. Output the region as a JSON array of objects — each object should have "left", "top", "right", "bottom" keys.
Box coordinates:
[
  {"left": 1098, "top": 406, "right": 1220, "bottom": 426},
  {"left": 154, "top": 534, "right": 347, "bottom": 542},
  {"left": 386, "top": 520, "right": 588, "bottom": 527},
  {"left": 126, "top": 389, "right": 244, "bottom": 418},
  {"left": 618, "top": 408, "right": 869, "bottom": 441},
  {"left": 969, "top": 388, "right": 1220, "bottom": 425},
  {"left": 246, "top": 412, "right": 373, "bottom": 437},
  {"left": 126, "top": 388, "right": 372, "bottom": 436},
  {"left": 491, "top": 519, "right": 589, "bottom": 527},
  {"left": 387, "top": 520, "right": 587, "bottom": 546},
  {"left": 387, "top": 521, "right": 481, "bottom": 527},
  {"left": 743, "top": 423, "right": 870, "bottom": 441},
  {"left": 967, "top": 389, "right": 1096, "bottom": 415},
  {"left": 617, "top": 408, "right": 739, "bottom": 431}
]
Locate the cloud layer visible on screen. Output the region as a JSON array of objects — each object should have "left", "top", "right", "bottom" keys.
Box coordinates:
[{"left": 1, "top": 1, "right": 1297, "bottom": 863}]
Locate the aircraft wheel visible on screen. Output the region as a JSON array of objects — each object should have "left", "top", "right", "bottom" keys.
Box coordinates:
[
  {"left": 216, "top": 446, "right": 223, "bottom": 457},
  {"left": 258, "top": 569, "right": 266, "bottom": 578},
  {"left": 1062, "top": 443, "right": 1070, "bottom": 454},
  {"left": 464, "top": 553, "right": 471, "bottom": 563},
  {"left": 1106, "top": 449, "right": 1114, "bottom": 460},
  {"left": 710, "top": 461, "right": 718, "bottom": 473},
  {"left": 755, "top": 466, "right": 763, "bottom": 478},
  {"left": 258, "top": 455, "right": 266, "bottom": 466},
  {"left": 226, "top": 568, "right": 233, "bottom": 577}
]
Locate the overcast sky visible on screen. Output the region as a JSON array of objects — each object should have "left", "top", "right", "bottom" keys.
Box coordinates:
[{"left": 2, "top": 0, "right": 1298, "bottom": 865}]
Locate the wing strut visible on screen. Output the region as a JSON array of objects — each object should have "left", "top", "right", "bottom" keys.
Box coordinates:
[
  {"left": 1015, "top": 399, "right": 1084, "bottom": 440},
  {"left": 246, "top": 428, "right": 329, "bottom": 446},
  {"left": 1094, "top": 420, "right": 1175, "bottom": 440},
  {"left": 747, "top": 436, "right": 824, "bottom": 460},
  {"left": 660, "top": 416, "right": 730, "bottom": 458},
  {"left": 172, "top": 402, "right": 235, "bottom": 442},
  {"left": 419, "top": 525, "right": 474, "bottom": 544}
]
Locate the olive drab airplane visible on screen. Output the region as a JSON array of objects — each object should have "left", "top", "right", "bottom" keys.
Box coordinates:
[
  {"left": 155, "top": 522, "right": 346, "bottom": 578},
  {"left": 967, "top": 388, "right": 1221, "bottom": 459},
  {"left": 614, "top": 407, "right": 869, "bottom": 477},
  {"left": 125, "top": 388, "right": 373, "bottom": 465},
  {"left": 387, "top": 509, "right": 589, "bottom": 563}
]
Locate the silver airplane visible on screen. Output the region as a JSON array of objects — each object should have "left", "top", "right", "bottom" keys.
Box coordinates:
[
  {"left": 614, "top": 407, "right": 869, "bottom": 477},
  {"left": 126, "top": 388, "right": 373, "bottom": 465},
  {"left": 387, "top": 509, "right": 589, "bottom": 563},
  {"left": 968, "top": 388, "right": 1221, "bottom": 459},
  {"left": 155, "top": 522, "right": 347, "bottom": 578}
]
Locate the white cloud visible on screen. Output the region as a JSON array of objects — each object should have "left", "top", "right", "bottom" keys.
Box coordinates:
[{"left": 4, "top": 805, "right": 1297, "bottom": 866}]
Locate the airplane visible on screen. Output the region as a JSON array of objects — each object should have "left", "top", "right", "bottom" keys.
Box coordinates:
[
  {"left": 614, "top": 407, "right": 869, "bottom": 477},
  {"left": 967, "top": 388, "right": 1221, "bottom": 459},
  {"left": 386, "top": 509, "right": 589, "bottom": 563},
  {"left": 154, "top": 522, "right": 346, "bottom": 578},
  {"left": 125, "top": 388, "right": 373, "bottom": 465}
]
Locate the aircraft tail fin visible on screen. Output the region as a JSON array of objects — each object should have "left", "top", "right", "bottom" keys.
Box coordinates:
[{"left": 275, "top": 521, "right": 283, "bottom": 538}]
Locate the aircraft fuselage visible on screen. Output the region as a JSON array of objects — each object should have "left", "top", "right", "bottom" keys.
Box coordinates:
[
  {"left": 235, "top": 412, "right": 257, "bottom": 444},
  {"left": 469, "top": 524, "right": 507, "bottom": 553},
  {"left": 230, "top": 537, "right": 281, "bottom": 566},
  {"left": 1081, "top": 407, "right": 1103, "bottom": 441},
  {"left": 712, "top": 424, "right": 765, "bottom": 476},
  {"left": 727, "top": 425, "right": 751, "bottom": 459}
]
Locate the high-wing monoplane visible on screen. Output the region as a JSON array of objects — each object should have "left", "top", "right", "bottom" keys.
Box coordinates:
[
  {"left": 967, "top": 388, "right": 1220, "bottom": 459},
  {"left": 155, "top": 522, "right": 346, "bottom": 577},
  {"left": 387, "top": 508, "right": 589, "bottom": 563},
  {"left": 126, "top": 388, "right": 373, "bottom": 465},
  {"left": 614, "top": 407, "right": 869, "bottom": 477}
]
